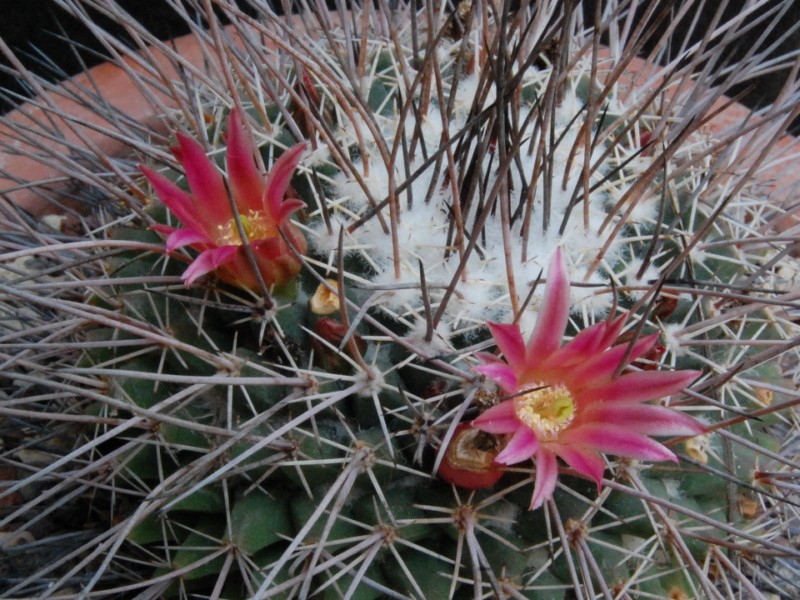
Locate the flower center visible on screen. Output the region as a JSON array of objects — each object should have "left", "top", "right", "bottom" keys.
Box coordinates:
[
  {"left": 216, "top": 210, "right": 276, "bottom": 245},
  {"left": 514, "top": 383, "right": 576, "bottom": 439}
]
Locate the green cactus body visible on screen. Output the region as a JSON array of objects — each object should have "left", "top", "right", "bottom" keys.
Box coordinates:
[{"left": 68, "top": 16, "right": 796, "bottom": 599}]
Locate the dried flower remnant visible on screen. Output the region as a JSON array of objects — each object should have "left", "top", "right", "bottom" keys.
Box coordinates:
[
  {"left": 472, "top": 248, "right": 703, "bottom": 509},
  {"left": 309, "top": 280, "right": 341, "bottom": 315},
  {"left": 141, "top": 109, "right": 307, "bottom": 290},
  {"left": 438, "top": 423, "right": 504, "bottom": 489},
  {"left": 684, "top": 434, "right": 712, "bottom": 464}
]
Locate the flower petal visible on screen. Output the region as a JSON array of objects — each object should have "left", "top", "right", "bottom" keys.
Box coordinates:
[
  {"left": 472, "top": 400, "right": 521, "bottom": 435},
  {"left": 140, "top": 165, "right": 210, "bottom": 236},
  {"left": 150, "top": 223, "right": 177, "bottom": 236},
  {"left": 589, "top": 370, "right": 701, "bottom": 404},
  {"left": 218, "top": 250, "right": 261, "bottom": 290},
  {"left": 474, "top": 362, "right": 519, "bottom": 394},
  {"left": 530, "top": 448, "right": 558, "bottom": 510},
  {"left": 249, "top": 237, "right": 286, "bottom": 261},
  {"left": 174, "top": 132, "right": 231, "bottom": 227},
  {"left": 276, "top": 198, "right": 307, "bottom": 224},
  {"left": 527, "top": 247, "right": 570, "bottom": 363},
  {"left": 581, "top": 404, "right": 705, "bottom": 437},
  {"left": 182, "top": 245, "right": 240, "bottom": 286},
  {"left": 474, "top": 351, "right": 505, "bottom": 365},
  {"left": 541, "top": 321, "right": 607, "bottom": 370},
  {"left": 165, "top": 228, "right": 211, "bottom": 252},
  {"left": 597, "top": 312, "right": 630, "bottom": 350},
  {"left": 249, "top": 238, "right": 304, "bottom": 287},
  {"left": 551, "top": 444, "right": 605, "bottom": 489},
  {"left": 560, "top": 424, "right": 678, "bottom": 463},
  {"left": 264, "top": 143, "right": 306, "bottom": 222},
  {"left": 226, "top": 109, "right": 264, "bottom": 214},
  {"left": 486, "top": 322, "right": 526, "bottom": 373},
  {"left": 568, "top": 333, "right": 659, "bottom": 388},
  {"left": 495, "top": 425, "right": 539, "bottom": 464}
]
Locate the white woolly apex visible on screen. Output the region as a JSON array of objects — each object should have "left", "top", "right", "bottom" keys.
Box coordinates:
[
  {"left": 449, "top": 73, "right": 496, "bottom": 118},
  {"left": 309, "top": 39, "right": 693, "bottom": 342},
  {"left": 356, "top": 367, "right": 386, "bottom": 398},
  {"left": 662, "top": 478, "right": 684, "bottom": 500},
  {"left": 661, "top": 323, "right": 690, "bottom": 357},
  {"left": 411, "top": 108, "right": 445, "bottom": 150},
  {"left": 334, "top": 112, "right": 374, "bottom": 149},
  {"left": 774, "top": 256, "right": 800, "bottom": 288},
  {"left": 305, "top": 144, "right": 332, "bottom": 167},
  {"left": 619, "top": 257, "right": 661, "bottom": 301},
  {"left": 570, "top": 269, "right": 613, "bottom": 317},
  {"left": 371, "top": 264, "right": 429, "bottom": 311},
  {"left": 483, "top": 500, "right": 521, "bottom": 534},
  {"left": 626, "top": 191, "right": 659, "bottom": 225},
  {"left": 308, "top": 217, "right": 350, "bottom": 256},
  {"left": 405, "top": 318, "right": 454, "bottom": 357},
  {"left": 690, "top": 246, "right": 710, "bottom": 265}
]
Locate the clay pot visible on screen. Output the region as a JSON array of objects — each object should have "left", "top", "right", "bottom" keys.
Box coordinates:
[
  {"left": 0, "top": 20, "right": 796, "bottom": 233},
  {"left": 0, "top": 28, "right": 213, "bottom": 218}
]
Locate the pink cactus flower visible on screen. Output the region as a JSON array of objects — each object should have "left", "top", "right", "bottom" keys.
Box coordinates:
[
  {"left": 140, "top": 110, "right": 307, "bottom": 290},
  {"left": 472, "top": 248, "right": 703, "bottom": 510}
]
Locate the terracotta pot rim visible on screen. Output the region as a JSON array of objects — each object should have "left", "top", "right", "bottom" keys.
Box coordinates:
[{"left": 0, "top": 19, "right": 797, "bottom": 227}]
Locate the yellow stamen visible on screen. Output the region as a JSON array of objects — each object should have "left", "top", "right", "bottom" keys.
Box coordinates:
[
  {"left": 216, "top": 210, "right": 276, "bottom": 245},
  {"left": 514, "top": 383, "right": 575, "bottom": 439}
]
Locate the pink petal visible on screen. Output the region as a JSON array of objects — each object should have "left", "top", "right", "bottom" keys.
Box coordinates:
[
  {"left": 487, "top": 322, "right": 526, "bottom": 373},
  {"left": 474, "top": 362, "right": 519, "bottom": 394},
  {"left": 530, "top": 448, "right": 558, "bottom": 510},
  {"left": 581, "top": 404, "right": 705, "bottom": 437},
  {"left": 542, "top": 312, "right": 630, "bottom": 372},
  {"left": 495, "top": 426, "right": 539, "bottom": 464},
  {"left": 225, "top": 109, "right": 264, "bottom": 214},
  {"left": 474, "top": 351, "right": 505, "bottom": 365},
  {"left": 597, "top": 312, "right": 629, "bottom": 350},
  {"left": 249, "top": 237, "right": 285, "bottom": 260},
  {"left": 560, "top": 424, "right": 678, "bottom": 463},
  {"left": 165, "top": 228, "right": 211, "bottom": 252},
  {"left": 249, "top": 238, "right": 303, "bottom": 287},
  {"left": 472, "top": 400, "right": 521, "bottom": 435},
  {"left": 276, "top": 198, "right": 307, "bottom": 223},
  {"left": 264, "top": 143, "right": 306, "bottom": 222},
  {"left": 568, "top": 333, "right": 659, "bottom": 388},
  {"left": 150, "top": 223, "right": 177, "bottom": 236},
  {"left": 588, "top": 370, "right": 701, "bottom": 404},
  {"left": 218, "top": 250, "right": 260, "bottom": 290},
  {"left": 182, "top": 245, "right": 240, "bottom": 286},
  {"left": 551, "top": 444, "right": 605, "bottom": 489},
  {"left": 541, "top": 321, "right": 607, "bottom": 369},
  {"left": 174, "top": 132, "right": 231, "bottom": 227},
  {"left": 527, "top": 248, "right": 570, "bottom": 363},
  {"left": 140, "top": 165, "right": 210, "bottom": 237}
]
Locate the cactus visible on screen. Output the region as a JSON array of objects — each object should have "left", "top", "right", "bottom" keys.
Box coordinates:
[{"left": 1, "top": 1, "right": 799, "bottom": 598}]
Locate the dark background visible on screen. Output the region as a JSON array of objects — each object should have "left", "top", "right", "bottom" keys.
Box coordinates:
[
  {"left": 1, "top": 1, "right": 799, "bottom": 122},
  {"left": 0, "top": 0, "right": 261, "bottom": 112}
]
